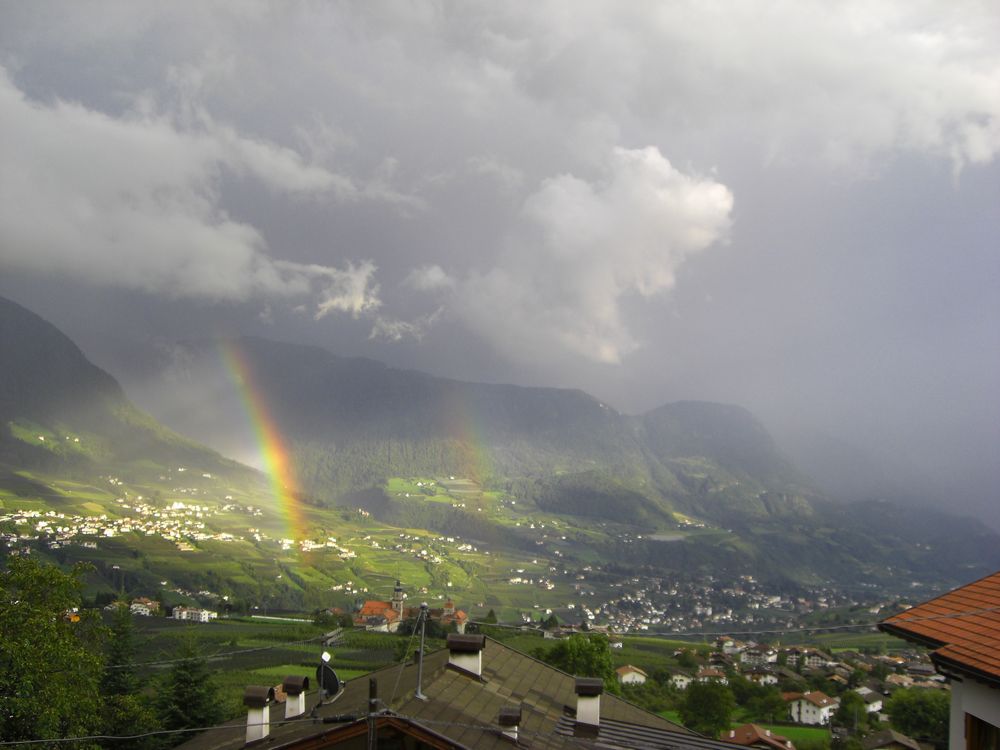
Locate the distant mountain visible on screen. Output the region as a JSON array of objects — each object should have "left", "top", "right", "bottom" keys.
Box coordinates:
[
  {"left": 163, "top": 336, "right": 814, "bottom": 525},
  {"left": 0, "top": 296, "right": 122, "bottom": 422},
  {"left": 141, "top": 335, "right": 998, "bottom": 587},
  {"left": 3, "top": 299, "right": 997, "bottom": 591},
  {"left": 0, "top": 296, "right": 251, "bottom": 481}
]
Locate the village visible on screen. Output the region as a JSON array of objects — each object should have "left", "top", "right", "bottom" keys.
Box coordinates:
[{"left": 0, "top": 474, "right": 910, "bottom": 642}]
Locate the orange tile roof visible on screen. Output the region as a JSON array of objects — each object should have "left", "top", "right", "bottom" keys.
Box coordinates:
[
  {"left": 356, "top": 600, "right": 402, "bottom": 624},
  {"left": 724, "top": 723, "right": 795, "bottom": 750},
  {"left": 879, "top": 570, "right": 1000, "bottom": 684}
]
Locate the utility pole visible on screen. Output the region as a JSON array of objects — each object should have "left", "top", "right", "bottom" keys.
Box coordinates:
[
  {"left": 367, "top": 677, "right": 378, "bottom": 750},
  {"left": 416, "top": 603, "right": 428, "bottom": 700}
]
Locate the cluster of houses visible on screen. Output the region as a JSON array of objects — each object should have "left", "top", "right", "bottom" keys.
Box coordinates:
[
  {"left": 655, "top": 639, "right": 943, "bottom": 728},
  {"left": 551, "top": 570, "right": 893, "bottom": 635},
  {"left": 0, "top": 498, "right": 252, "bottom": 551},
  {"left": 104, "top": 597, "right": 220, "bottom": 622}
]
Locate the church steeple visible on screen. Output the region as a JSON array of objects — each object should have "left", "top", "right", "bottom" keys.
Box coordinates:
[{"left": 392, "top": 580, "right": 404, "bottom": 614}]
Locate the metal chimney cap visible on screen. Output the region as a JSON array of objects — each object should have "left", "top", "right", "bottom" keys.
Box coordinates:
[
  {"left": 574, "top": 677, "right": 604, "bottom": 696},
  {"left": 498, "top": 706, "right": 522, "bottom": 726},
  {"left": 244, "top": 685, "right": 276, "bottom": 708},
  {"left": 447, "top": 633, "right": 486, "bottom": 653},
  {"left": 282, "top": 675, "right": 310, "bottom": 696}
]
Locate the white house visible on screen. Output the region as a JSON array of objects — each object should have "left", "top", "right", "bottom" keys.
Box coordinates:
[
  {"left": 741, "top": 647, "right": 778, "bottom": 666},
  {"left": 786, "top": 691, "right": 838, "bottom": 725},
  {"left": 696, "top": 667, "right": 729, "bottom": 685},
  {"left": 783, "top": 647, "right": 831, "bottom": 669},
  {"left": 854, "top": 687, "right": 883, "bottom": 714},
  {"left": 172, "top": 606, "right": 218, "bottom": 623},
  {"left": 670, "top": 673, "right": 692, "bottom": 690},
  {"left": 717, "top": 637, "right": 745, "bottom": 656},
  {"left": 879, "top": 570, "right": 1000, "bottom": 750},
  {"left": 745, "top": 667, "right": 779, "bottom": 686},
  {"left": 616, "top": 665, "right": 647, "bottom": 685}
]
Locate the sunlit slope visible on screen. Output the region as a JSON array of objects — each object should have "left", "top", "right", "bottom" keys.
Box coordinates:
[{"left": 0, "top": 296, "right": 255, "bottom": 484}]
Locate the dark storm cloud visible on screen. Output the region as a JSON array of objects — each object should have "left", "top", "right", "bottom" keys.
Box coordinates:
[{"left": 1, "top": 1, "right": 998, "bottom": 522}]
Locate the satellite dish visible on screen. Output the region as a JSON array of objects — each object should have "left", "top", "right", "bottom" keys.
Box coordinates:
[{"left": 316, "top": 660, "right": 342, "bottom": 699}]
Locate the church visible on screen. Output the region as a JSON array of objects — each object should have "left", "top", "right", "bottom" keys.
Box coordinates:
[{"left": 353, "top": 581, "right": 468, "bottom": 633}]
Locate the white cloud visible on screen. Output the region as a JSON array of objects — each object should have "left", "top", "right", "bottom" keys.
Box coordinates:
[
  {"left": 369, "top": 307, "right": 443, "bottom": 342},
  {"left": 456, "top": 146, "right": 733, "bottom": 364},
  {"left": 404, "top": 265, "right": 456, "bottom": 292},
  {"left": 312, "top": 261, "right": 382, "bottom": 319},
  {"left": 0, "top": 68, "right": 378, "bottom": 316}
]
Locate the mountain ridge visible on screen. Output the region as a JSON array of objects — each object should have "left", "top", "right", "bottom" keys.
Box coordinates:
[{"left": 2, "top": 295, "right": 998, "bottom": 593}]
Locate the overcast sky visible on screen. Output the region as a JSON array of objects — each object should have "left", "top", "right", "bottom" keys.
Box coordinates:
[{"left": 1, "top": 2, "right": 998, "bottom": 524}]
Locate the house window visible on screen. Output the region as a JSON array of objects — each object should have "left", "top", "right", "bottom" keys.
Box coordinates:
[{"left": 967, "top": 713, "right": 1000, "bottom": 750}]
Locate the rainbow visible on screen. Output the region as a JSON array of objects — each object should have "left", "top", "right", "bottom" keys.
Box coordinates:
[
  {"left": 440, "top": 384, "right": 492, "bottom": 484},
  {"left": 220, "top": 340, "right": 307, "bottom": 541}
]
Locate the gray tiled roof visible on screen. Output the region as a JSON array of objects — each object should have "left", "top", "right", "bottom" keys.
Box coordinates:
[{"left": 178, "top": 636, "right": 737, "bottom": 750}]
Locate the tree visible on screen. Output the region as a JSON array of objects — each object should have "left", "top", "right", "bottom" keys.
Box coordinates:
[
  {"left": 482, "top": 608, "right": 498, "bottom": 624},
  {"left": 871, "top": 661, "right": 890, "bottom": 682},
  {"left": 0, "top": 558, "right": 103, "bottom": 744},
  {"left": 537, "top": 634, "right": 616, "bottom": 690},
  {"left": 676, "top": 649, "right": 698, "bottom": 669},
  {"left": 155, "top": 635, "right": 224, "bottom": 745},
  {"left": 679, "top": 681, "right": 736, "bottom": 738},
  {"left": 832, "top": 691, "right": 868, "bottom": 732},
  {"left": 885, "top": 688, "right": 949, "bottom": 746},
  {"left": 102, "top": 604, "right": 160, "bottom": 748},
  {"left": 103, "top": 604, "right": 138, "bottom": 696},
  {"left": 748, "top": 688, "right": 789, "bottom": 724},
  {"left": 728, "top": 674, "right": 757, "bottom": 706}
]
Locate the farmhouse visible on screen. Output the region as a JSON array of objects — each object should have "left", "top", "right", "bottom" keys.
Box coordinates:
[
  {"left": 616, "top": 664, "right": 648, "bottom": 685},
  {"left": 879, "top": 569, "right": 1000, "bottom": 750}
]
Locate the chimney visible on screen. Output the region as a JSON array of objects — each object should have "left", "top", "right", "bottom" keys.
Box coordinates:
[
  {"left": 282, "top": 675, "right": 310, "bottom": 718},
  {"left": 498, "top": 705, "right": 521, "bottom": 742},
  {"left": 574, "top": 678, "right": 603, "bottom": 726},
  {"left": 447, "top": 633, "right": 486, "bottom": 677},
  {"left": 243, "top": 685, "right": 276, "bottom": 743}
]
